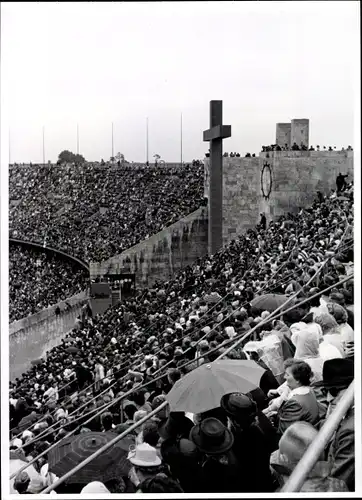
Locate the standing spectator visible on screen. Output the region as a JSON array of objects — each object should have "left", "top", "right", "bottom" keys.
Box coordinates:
[
  {"left": 220, "top": 393, "right": 278, "bottom": 492},
  {"left": 336, "top": 173, "right": 348, "bottom": 194},
  {"left": 189, "top": 417, "right": 241, "bottom": 492},
  {"left": 260, "top": 213, "right": 267, "bottom": 230},
  {"left": 94, "top": 359, "right": 105, "bottom": 392},
  {"left": 314, "top": 358, "right": 355, "bottom": 491}
]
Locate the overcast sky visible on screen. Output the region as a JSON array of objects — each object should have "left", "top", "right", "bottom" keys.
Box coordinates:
[{"left": 2, "top": 1, "right": 359, "bottom": 163}]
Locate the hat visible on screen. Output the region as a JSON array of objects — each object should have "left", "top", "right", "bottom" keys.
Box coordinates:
[
  {"left": 243, "top": 341, "right": 259, "bottom": 353},
  {"left": 220, "top": 393, "right": 257, "bottom": 418},
  {"left": 81, "top": 481, "right": 110, "bottom": 493},
  {"left": 127, "top": 442, "right": 161, "bottom": 467},
  {"left": 189, "top": 417, "right": 234, "bottom": 455},
  {"left": 158, "top": 412, "right": 194, "bottom": 440},
  {"left": 314, "top": 358, "right": 354, "bottom": 390}
]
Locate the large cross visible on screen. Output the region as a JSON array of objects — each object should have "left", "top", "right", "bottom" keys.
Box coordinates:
[{"left": 203, "top": 100, "right": 231, "bottom": 255}]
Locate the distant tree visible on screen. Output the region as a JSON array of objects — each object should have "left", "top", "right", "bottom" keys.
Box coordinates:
[
  {"left": 58, "top": 150, "right": 85, "bottom": 164},
  {"left": 115, "top": 152, "right": 125, "bottom": 163},
  {"left": 110, "top": 156, "right": 115, "bottom": 164}
]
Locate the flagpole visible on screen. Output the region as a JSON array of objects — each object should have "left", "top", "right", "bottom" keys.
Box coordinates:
[
  {"left": 42, "top": 126, "right": 45, "bottom": 165},
  {"left": 146, "top": 117, "right": 149, "bottom": 164},
  {"left": 111, "top": 122, "right": 114, "bottom": 158},
  {"left": 9, "top": 129, "right": 11, "bottom": 165},
  {"left": 77, "top": 123, "right": 79, "bottom": 155},
  {"left": 181, "top": 113, "right": 183, "bottom": 166}
]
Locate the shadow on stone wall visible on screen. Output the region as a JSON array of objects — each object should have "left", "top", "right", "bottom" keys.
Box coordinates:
[{"left": 90, "top": 207, "right": 208, "bottom": 288}]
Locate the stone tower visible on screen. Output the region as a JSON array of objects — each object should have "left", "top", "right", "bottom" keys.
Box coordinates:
[
  {"left": 291, "top": 119, "right": 309, "bottom": 149},
  {"left": 276, "top": 123, "right": 291, "bottom": 149}
]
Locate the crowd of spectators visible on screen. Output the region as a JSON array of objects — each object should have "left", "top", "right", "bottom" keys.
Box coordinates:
[
  {"left": 9, "top": 181, "right": 354, "bottom": 494},
  {"left": 9, "top": 163, "right": 204, "bottom": 263},
  {"left": 262, "top": 144, "right": 353, "bottom": 152},
  {"left": 9, "top": 246, "right": 87, "bottom": 322}
]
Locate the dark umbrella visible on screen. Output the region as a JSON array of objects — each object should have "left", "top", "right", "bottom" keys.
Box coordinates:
[
  {"left": 65, "top": 346, "right": 80, "bottom": 354},
  {"left": 250, "top": 293, "right": 293, "bottom": 313},
  {"left": 48, "top": 432, "right": 133, "bottom": 485}
]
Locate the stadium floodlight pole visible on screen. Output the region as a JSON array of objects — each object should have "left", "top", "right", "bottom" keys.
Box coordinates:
[
  {"left": 42, "top": 126, "right": 45, "bottom": 165},
  {"left": 181, "top": 112, "right": 183, "bottom": 165}
]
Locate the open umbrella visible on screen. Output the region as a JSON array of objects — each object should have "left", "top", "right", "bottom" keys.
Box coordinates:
[
  {"left": 250, "top": 293, "right": 292, "bottom": 313},
  {"left": 166, "top": 360, "right": 265, "bottom": 414},
  {"left": 65, "top": 346, "right": 80, "bottom": 354},
  {"left": 48, "top": 431, "right": 133, "bottom": 485}
]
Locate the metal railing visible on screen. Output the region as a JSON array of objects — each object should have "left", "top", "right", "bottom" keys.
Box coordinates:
[
  {"left": 39, "top": 273, "right": 353, "bottom": 494},
  {"left": 281, "top": 381, "right": 354, "bottom": 492}
]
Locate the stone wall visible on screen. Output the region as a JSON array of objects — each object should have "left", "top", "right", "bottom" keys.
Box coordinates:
[
  {"left": 89, "top": 207, "right": 208, "bottom": 288},
  {"left": 9, "top": 291, "right": 88, "bottom": 381},
  {"left": 204, "top": 150, "right": 354, "bottom": 245}
]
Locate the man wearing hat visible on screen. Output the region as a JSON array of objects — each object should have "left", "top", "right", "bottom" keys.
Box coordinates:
[
  {"left": 315, "top": 358, "right": 354, "bottom": 491},
  {"left": 220, "top": 392, "right": 278, "bottom": 492},
  {"left": 160, "top": 438, "right": 203, "bottom": 492},
  {"left": 189, "top": 417, "right": 241, "bottom": 492},
  {"left": 158, "top": 411, "right": 193, "bottom": 442}
]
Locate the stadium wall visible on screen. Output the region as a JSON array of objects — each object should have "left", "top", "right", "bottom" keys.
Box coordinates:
[
  {"left": 9, "top": 291, "right": 88, "bottom": 381},
  {"left": 89, "top": 207, "right": 208, "bottom": 288},
  {"left": 204, "top": 150, "right": 353, "bottom": 244}
]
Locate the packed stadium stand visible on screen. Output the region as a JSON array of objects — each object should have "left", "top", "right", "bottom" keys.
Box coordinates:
[
  {"left": 8, "top": 163, "right": 354, "bottom": 494},
  {"left": 9, "top": 163, "right": 204, "bottom": 262}
]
